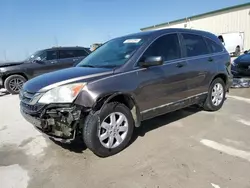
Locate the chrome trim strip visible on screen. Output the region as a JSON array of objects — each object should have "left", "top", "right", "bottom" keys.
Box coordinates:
[
  {"left": 141, "top": 92, "right": 208, "bottom": 114},
  {"left": 39, "top": 71, "right": 113, "bottom": 92}
]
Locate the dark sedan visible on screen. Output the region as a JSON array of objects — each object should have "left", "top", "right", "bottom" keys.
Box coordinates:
[{"left": 231, "top": 50, "right": 250, "bottom": 77}]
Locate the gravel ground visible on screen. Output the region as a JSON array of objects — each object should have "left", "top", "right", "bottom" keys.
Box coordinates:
[{"left": 1, "top": 88, "right": 250, "bottom": 188}]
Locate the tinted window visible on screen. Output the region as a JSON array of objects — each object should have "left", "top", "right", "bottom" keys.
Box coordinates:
[
  {"left": 76, "top": 50, "right": 88, "bottom": 57},
  {"left": 46, "top": 51, "right": 57, "bottom": 60},
  {"left": 59, "top": 50, "right": 77, "bottom": 59},
  {"left": 143, "top": 34, "right": 181, "bottom": 61},
  {"left": 205, "top": 38, "right": 223, "bottom": 53},
  {"left": 182, "top": 33, "right": 209, "bottom": 57}
]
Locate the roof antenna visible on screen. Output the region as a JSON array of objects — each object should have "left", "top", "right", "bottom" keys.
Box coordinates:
[{"left": 54, "top": 36, "right": 58, "bottom": 47}]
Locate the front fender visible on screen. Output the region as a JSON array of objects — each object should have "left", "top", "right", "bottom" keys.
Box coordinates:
[{"left": 74, "top": 88, "right": 142, "bottom": 127}]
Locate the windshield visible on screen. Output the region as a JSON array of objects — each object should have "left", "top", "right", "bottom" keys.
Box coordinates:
[
  {"left": 24, "top": 50, "right": 44, "bottom": 61},
  {"left": 77, "top": 36, "right": 145, "bottom": 68}
]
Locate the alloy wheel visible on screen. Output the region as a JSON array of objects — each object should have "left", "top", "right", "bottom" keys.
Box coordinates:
[
  {"left": 98, "top": 112, "right": 129, "bottom": 149},
  {"left": 9, "top": 78, "right": 24, "bottom": 92},
  {"left": 211, "top": 83, "right": 224, "bottom": 106}
]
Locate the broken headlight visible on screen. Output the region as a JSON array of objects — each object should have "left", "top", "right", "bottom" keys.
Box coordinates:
[{"left": 39, "top": 83, "right": 86, "bottom": 104}]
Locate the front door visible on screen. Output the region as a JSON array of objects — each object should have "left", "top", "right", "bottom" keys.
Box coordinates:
[
  {"left": 135, "top": 33, "right": 190, "bottom": 120},
  {"left": 28, "top": 50, "right": 59, "bottom": 78}
]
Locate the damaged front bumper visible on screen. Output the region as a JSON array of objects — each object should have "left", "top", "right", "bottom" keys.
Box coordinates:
[{"left": 20, "top": 104, "right": 85, "bottom": 142}]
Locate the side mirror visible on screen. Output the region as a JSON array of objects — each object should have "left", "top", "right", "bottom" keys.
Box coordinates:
[
  {"left": 36, "top": 57, "right": 42, "bottom": 61},
  {"left": 139, "top": 56, "right": 163, "bottom": 68},
  {"left": 33, "top": 57, "right": 42, "bottom": 63}
]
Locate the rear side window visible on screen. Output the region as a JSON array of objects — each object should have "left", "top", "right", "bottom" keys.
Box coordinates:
[
  {"left": 181, "top": 33, "right": 209, "bottom": 57},
  {"left": 75, "top": 50, "right": 89, "bottom": 57},
  {"left": 59, "top": 50, "right": 77, "bottom": 59},
  {"left": 204, "top": 38, "right": 223, "bottom": 53},
  {"left": 143, "top": 33, "right": 181, "bottom": 61}
]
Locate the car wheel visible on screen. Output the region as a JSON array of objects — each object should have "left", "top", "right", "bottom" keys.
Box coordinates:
[
  {"left": 83, "top": 102, "right": 134, "bottom": 157},
  {"left": 203, "top": 78, "right": 226, "bottom": 111},
  {"left": 235, "top": 46, "right": 240, "bottom": 57},
  {"left": 4, "top": 75, "right": 27, "bottom": 94}
]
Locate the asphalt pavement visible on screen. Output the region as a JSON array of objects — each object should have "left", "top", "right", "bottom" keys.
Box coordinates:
[{"left": 1, "top": 88, "right": 250, "bottom": 188}]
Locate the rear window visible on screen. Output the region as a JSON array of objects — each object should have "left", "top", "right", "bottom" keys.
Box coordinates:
[
  {"left": 204, "top": 38, "right": 223, "bottom": 53},
  {"left": 181, "top": 33, "right": 209, "bottom": 57}
]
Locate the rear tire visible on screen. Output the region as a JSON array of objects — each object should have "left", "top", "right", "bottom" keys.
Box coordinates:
[
  {"left": 4, "top": 75, "right": 27, "bottom": 94},
  {"left": 235, "top": 46, "right": 240, "bottom": 57},
  {"left": 83, "top": 102, "right": 134, "bottom": 157},
  {"left": 203, "top": 78, "right": 226, "bottom": 111}
]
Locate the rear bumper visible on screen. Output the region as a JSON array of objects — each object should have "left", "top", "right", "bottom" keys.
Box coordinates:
[{"left": 226, "top": 75, "right": 233, "bottom": 91}]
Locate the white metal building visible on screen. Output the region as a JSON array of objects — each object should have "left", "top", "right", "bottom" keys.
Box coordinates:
[{"left": 141, "top": 3, "right": 250, "bottom": 51}]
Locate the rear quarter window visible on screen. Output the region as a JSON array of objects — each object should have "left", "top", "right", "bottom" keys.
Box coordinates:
[{"left": 204, "top": 37, "right": 224, "bottom": 53}]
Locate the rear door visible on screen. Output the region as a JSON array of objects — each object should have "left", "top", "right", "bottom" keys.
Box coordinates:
[
  {"left": 73, "top": 49, "right": 89, "bottom": 65},
  {"left": 58, "top": 49, "right": 80, "bottom": 69},
  {"left": 136, "top": 33, "right": 190, "bottom": 118},
  {"left": 180, "top": 33, "right": 218, "bottom": 96}
]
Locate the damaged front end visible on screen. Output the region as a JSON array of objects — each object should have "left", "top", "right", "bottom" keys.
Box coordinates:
[
  {"left": 21, "top": 103, "right": 88, "bottom": 142},
  {"left": 40, "top": 106, "right": 82, "bottom": 139}
]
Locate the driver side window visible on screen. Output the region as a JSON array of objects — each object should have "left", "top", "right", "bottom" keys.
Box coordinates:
[{"left": 142, "top": 33, "right": 181, "bottom": 62}]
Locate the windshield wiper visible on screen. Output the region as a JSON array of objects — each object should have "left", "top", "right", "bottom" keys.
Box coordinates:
[
  {"left": 80, "top": 65, "right": 96, "bottom": 68},
  {"left": 95, "top": 65, "right": 117, "bottom": 68}
]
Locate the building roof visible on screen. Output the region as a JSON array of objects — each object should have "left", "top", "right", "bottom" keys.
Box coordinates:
[{"left": 140, "top": 2, "right": 250, "bottom": 31}]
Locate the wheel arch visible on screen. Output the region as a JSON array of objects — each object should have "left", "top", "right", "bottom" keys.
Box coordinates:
[
  {"left": 93, "top": 92, "right": 142, "bottom": 127},
  {"left": 209, "top": 73, "right": 228, "bottom": 88},
  {"left": 2, "top": 73, "right": 28, "bottom": 84}
]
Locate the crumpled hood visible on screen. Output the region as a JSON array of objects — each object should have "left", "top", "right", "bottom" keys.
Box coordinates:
[
  {"left": 23, "top": 67, "right": 113, "bottom": 93},
  {"left": 235, "top": 53, "right": 250, "bottom": 63},
  {"left": 0, "top": 61, "right": 25, "bottom": 68}
]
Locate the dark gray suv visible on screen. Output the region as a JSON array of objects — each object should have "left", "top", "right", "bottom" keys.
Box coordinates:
[
  {"left": 20, "top": 28, "right": 233, "bottom": 157},
  {"left": 0, "top": 46, "right": 90, "bottom": 94}
]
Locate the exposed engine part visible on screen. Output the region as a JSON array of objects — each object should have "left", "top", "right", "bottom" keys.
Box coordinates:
[
  {"left": 231, "top": 77, "right": 250, "bottom": 88},
  {"left": 40, "top": 106, "right": 82, "bottom": 139}
]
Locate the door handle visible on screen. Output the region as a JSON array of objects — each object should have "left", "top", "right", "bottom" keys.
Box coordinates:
[
  {"left": 208, "top": 57, "right": 214, "bottom": 62},
  {"left": 176, "top": 63, "right": 186, "bottom": 68}
]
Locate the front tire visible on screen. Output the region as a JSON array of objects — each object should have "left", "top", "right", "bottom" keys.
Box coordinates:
[
  {"left": 83, "top": 102, "right": 134, "bottom": 157},
  {"left": 4, "top": 75, "right": 27, "bottom": 94},
  {"left": 203, "top": 78, "right": 226, "bottom": 111}
]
